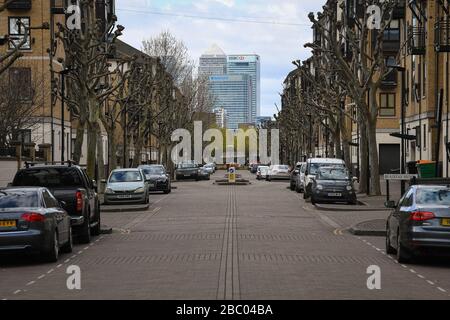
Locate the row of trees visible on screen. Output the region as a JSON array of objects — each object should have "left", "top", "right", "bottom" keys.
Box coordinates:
[
  {"left": 278, "top": 0, "right": 400, "bottom": 195},
  {"left": 51, "top": 1, "right": 214, "bottom": 178}
]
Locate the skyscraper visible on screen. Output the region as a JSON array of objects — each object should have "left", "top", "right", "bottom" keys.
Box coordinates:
[
  {"left": 199, "top": 44, "right": 227, "bottom": 76},
  {"left": 209, "top": 75, "right": 252, "bottom": 129},
  {"left": 227, "top": 55, "right": 261, "bottom": 123}
]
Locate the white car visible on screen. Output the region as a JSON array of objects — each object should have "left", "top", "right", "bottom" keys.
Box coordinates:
[
  {"left": 267, "top": 165, "right": 290, "bottom": 181},
  {"left": 303, "top": 158, "right": 346, "bottom": 199}
]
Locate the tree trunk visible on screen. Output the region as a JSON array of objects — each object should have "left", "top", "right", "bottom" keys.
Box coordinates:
[
  {"left": 334, "top": 128, "right": 342, "bottom": 159},
  {"left": 86, "top": 121, "right": 98, "bottom": 179},
  {"left": 97, "top": 126, "right": 105, "bottom": 182},
  {"left": 106, "top": 127, "right": 117, "bottom": 174},
  {"left": 359, "top": 122, "right": 369, "bottom": 194},
  {"left": 73, "top": 120, "right": 85, "bottom": 164},
  {"left": 367, "top": 117, "right": 381, "bottom": 195}
]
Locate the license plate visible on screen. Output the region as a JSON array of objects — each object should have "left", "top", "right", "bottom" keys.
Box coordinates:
[
  {"left": 442, "top": 219, "right": 450, "bottom": 227},
  {"left": 0, "top": 220, "right": 16, "bottom": 228},
  {"left": 328, "top": 193, "right": 342, "bottom": 197},
  {"left": 184, "top": 174, "right": 191, "bottom": 177},
  {"left": 117, "top": 195, "right": 132, "bottom": 199}
]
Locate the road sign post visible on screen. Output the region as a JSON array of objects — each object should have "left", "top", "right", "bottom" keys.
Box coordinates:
[{"left": 228, "top": 167, "right": 236, "bottom": 184}]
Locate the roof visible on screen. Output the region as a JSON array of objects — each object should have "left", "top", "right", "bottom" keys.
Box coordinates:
[
  {"left": 113, "top": 40, "right": 150, "bottom": 63},
  {"left": 203, "top": 44, "right": 226, "bottom": 57}
]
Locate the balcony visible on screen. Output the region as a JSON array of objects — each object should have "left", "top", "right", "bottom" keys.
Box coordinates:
[
  {"left": 6, "top": 0, "right": 31, "bottom": 10},
  {"left": 435, "top": 20, "right": 450, "bottom": 52},
  {"left": 407, "top": 26, "right": 426, "bottom": 55}
]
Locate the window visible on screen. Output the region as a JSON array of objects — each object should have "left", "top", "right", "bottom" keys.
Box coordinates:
[
  {"left": 43, "top": 190, "right": 59, "bottom": 208},
  {"left": 383, "top": 20, "right": 400, "bottom": 41},
  {"left": 9, "top": 67, "right": 32, "bottom": 100},
  {"left": 379, "top": 93, "right": 396, "bottom": 116},
  {"left": 8, "top": 17, "right": 30, "bottom": 50}
]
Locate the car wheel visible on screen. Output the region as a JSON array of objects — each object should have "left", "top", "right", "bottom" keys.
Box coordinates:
[
  {"left": 61, "top": 227, "right": 73, "bottom": 254},
  {"left": 396, "top": 232, "right": 411, "bottom": 263},
  {"left": 44, "top": 230, "right": 59, "bottom": 262},
  {"left": 91, "top": 205, "right": 101, "bottom": 236},
  {"left": 385, "top": 227, "right": 396, "bottom": 255},
  {"left": 290, "top": 183, "right": 295, "bottom": 191},
  {"left": 311, "top": 196, "right": 316, "bottom": 205},
  {"left": 78, "top": 213, "right": 91, "bottom": 244}
]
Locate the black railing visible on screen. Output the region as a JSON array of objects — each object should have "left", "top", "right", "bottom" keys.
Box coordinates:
[
  {"left": 435, "top": 20, "right": 450, "bottom": 52},
  {"left": 35, "top": 150, "right": 45, "bottom": 160},
  {"left": 407, "top": 26, "right": 426, "bottom": 55},
  {"left": 0, "top": 147, "right": 16, "bottom": 158}
]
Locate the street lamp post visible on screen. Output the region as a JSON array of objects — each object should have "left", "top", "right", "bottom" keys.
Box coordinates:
[{"left": 308, "top": 113, "right": 312, "bottom": 157}]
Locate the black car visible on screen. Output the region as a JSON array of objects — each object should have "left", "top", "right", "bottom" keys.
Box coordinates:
[
  {"left": 310, "top": 167, "right": 357, "bottom": 205},
  {"left": 175, "top": 163, "right": 200, "bottom": 181},
  {"left": 386, "top": 185, "right": 450, "bottom": 263},
  {"left": 139, "top": 165, "right": 172, "bottom": 194},
  {"left": 11, "top": 162, "right": 101, "bottom": 243},
  {"left": 0, "top": 188, "right": 73, "bottom": 262}
]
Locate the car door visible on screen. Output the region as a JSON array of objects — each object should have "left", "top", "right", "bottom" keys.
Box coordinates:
[
  {"left": 391, "top": 189, "right": 413, "bottom": 247},
  {"left": 43, "top": 189, "right": 67, "bottom": 244}
]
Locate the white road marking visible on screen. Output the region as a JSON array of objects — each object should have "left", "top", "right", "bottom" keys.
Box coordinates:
[
  {"left": 427, "top": 280, "right": 435, "bottom": 285},
  {"left": 37, "top": 275, "right": 45, "bottom": 280},
  {"left": 47, "top": 269, "right": 54, "bottom": 274},
  {"left": 26, "top": 281, "right": 35, "bottom": 286},
  {"left": 13, "top": 290, "right": 21, "bottom": 295},
  {"left": 417, "top": 275, "right": 425, "bottom": 279},
  {"left": 437, "top": 287, "right": 447, "bottom": 293},
  {"left": 56, "top": 264, "right": 63, "bottom": 268}
]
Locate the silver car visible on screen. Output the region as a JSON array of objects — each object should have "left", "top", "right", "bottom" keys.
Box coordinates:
[
  {"left": 267, "top": 165, "right": 290, "bottom": 181},
  {"left": 104, "top": 169, "right": 149, "bottom": 205}
]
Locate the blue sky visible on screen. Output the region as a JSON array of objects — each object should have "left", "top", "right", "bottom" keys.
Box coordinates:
[{"left": 115, "top": 0, "right": 324, "bottom": 117}]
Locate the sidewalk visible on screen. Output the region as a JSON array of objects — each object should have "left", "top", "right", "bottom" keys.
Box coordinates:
[{"left": 314, "top": 177, "right": 405, "bottom": 237}]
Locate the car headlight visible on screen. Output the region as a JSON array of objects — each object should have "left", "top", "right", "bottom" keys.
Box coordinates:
[
  {"left": 105, "top": 188, "right": 114, "bottom": 194},
  {"left": 346, "top": 185, "right": 353, "bottom": 191},
  {"left": 317, "top": 185, "right": 324, "bottom": 190},
  {"left": 134, "top": 187, "right": 145, "bottom": 193}
]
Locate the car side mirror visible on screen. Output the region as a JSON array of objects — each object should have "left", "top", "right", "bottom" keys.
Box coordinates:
[{"left": 385, "top": 200, "right": 397, "bottom": 209}]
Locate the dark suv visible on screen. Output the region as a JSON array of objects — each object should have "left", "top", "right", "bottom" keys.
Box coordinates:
[{"left": 11, "top": 162, "right": 101, "bottom": 243}]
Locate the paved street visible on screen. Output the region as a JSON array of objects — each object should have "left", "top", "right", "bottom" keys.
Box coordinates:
[{"left": 1, "top": 171, "right": 450, "bottom": 300}]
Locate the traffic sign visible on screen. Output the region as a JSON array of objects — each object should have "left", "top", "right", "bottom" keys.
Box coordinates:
[
  {"left": 384, "top": 174, "right": 418, "bottom": 181},
  {"left": 228, "top": 167, "right": 236, "bottom": 183}
]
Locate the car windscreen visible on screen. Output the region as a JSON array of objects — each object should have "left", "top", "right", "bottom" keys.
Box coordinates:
[
  {"left": 109, "top": 171, "right": 143, "bottom": 183},
  {"left": 142, "top": 167, "right": 165, "bottom": 175},
  {"left": 310, "top": 163, "right": 344, "bottom": 175},
  {"left": 317, "top": 168, "right": 349, "bottom": 180},
  {"left": 416, "top": 188, "right": 450, "bottom": 205},
  {"left": 274, "top": 165, "right": 289, "bottom": 170},
  {"left": 13, "top": 168, "right": 84, "bottom": 188},
  {"left": 0, "top": 190, "right": 39, "bottom": 208},
  {"left": 179, "top": 164, "right": 196, "bottom": 169}
]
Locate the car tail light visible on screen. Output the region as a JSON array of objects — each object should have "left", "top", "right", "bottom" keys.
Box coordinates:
[
  {"left": 76, "top": 191, "right": 83, "bottom": 213},
  {"left": 21, "top": 212, "right": 45, "bottom": 222},
  {"left": 410, "top": 211, "right": 436, "bottom": 221}
]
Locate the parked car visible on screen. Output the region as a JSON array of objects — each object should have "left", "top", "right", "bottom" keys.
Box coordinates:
[
  {"left": 203, "top": 163, "right": 216, "bottom": 174},
  {"left": 310, "top": 167, "right": 357, "bottom": 205},
  {"left": 0, "top": 187, "right": 73, "bottom": 262},
  {"left": 249, "top": 163, "right": 259, "bottom": 174},
  {"left": 290, "top": 162, "right": 305, "bottom": 191},
  {"left": 266, "top": 165, "right": 290, "bottom": 181},
  {"left": 198, "top": 167, "right": 211, "bottom": 180},
  {"left": 303, "top": 158, "right": 346, "bottom": 199},
  {"left": 138, "top": 165, "right": 171, "bottom": 194},
  {"left": 256, "top": 166, "right": 269, "bottom": 180},
  {"left": 386, "top": 185, "right": 450, "bottom": 263},
  {"left": 11, "top": 163, "right": 100, "bottom": 244},
  {"left": 295, "top": 163, "right": 307, "bottom": 193},
  {"left": 104, "top": 169, "right": 149, "bottom": 205},
  {"left": 176, "top": 162, "right": 201, "bottom": 181}
]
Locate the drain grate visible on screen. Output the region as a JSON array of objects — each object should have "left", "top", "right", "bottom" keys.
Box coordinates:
[{"left": 239, "top": 253, "right": 387, "bottom": 265}]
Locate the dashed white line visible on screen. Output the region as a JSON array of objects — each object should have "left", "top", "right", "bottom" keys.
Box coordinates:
[
  {"left": 418, "top": 274, "right": 425, "bottom": 279},
  {"left": 64, "top": 259, "right": 70, "bottom": 263},
  {"left": 26, "top": 281, "right": 35, "bottom": 286},
  {"left": 37, "top": 275, "right": 45, "bottom": 280},
  {"left": 56, "top": 264, "right": 63, "bottom": 268},
  {"left": 437, "top": 287, "right": 447, "bottom": 293},
  {"left": 13, "top": 290, "right": 21, "bottom": 295},
  {"left": 47, "top": 269, "right": 54, "bottom": 274},
  {"left": 427, "top": 280, "right": 435, "bottom": 286}
]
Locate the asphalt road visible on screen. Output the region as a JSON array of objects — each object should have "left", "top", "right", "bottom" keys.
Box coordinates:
[{"left": 1, "top": 170, "right": 450, "bottom": 300}]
